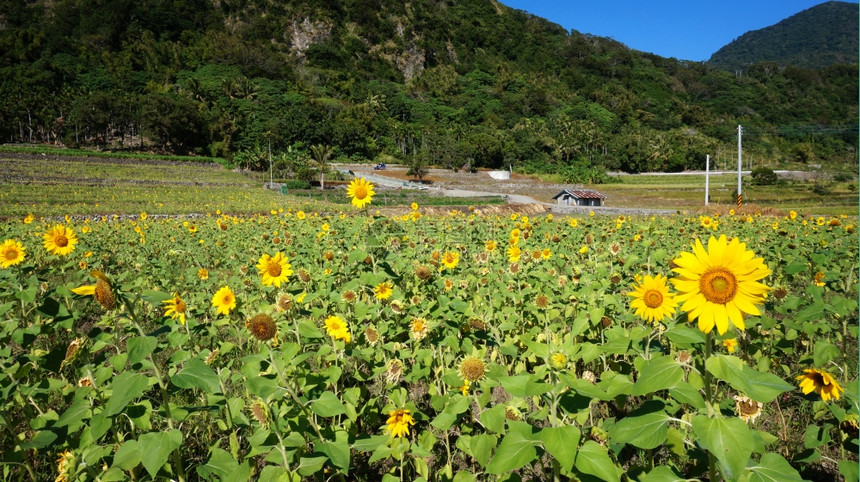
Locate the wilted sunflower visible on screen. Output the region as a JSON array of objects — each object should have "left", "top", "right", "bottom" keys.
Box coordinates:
[
  {"left": 415, "top": 265, "right": 433, "bottom": 280},
  {"left": 364, "top": 326, "right": 380, "bottom": 345},
  {"left": 43, "top": 225, "right": 78, "bottom": 256},
  {"left": 0, "top": 239, "right": 26, "bottom": 268},
  {"left": 163, "top": 293, "right": 188, "bottom": 324},
  {"left": 441, "top": 251, "right": 460, "bottom": 270},
  {"left": 324, "top": 315, "right": 351, "bottom": 343},
  {"left": 385, "top": 409, "right": 415, "bottom": 438},
  {"left": 460, "top": 356, "right": 486, "bottom": 383},
  {"left": 347, "top": 177, "right": 375, "bottom": 209},
  {"left": 410, "top": 318, "right": 429, "bottom": 341},
  {"left": 256, "top": 252, "right": 293, "bottom": 287},
  {"left": 211, "top": 286, "right": 236, "bottom": 315},
  {"left": 246, "top": 314, "right": 277, "bottom": 342},
  {"left": 197, "top": 268, "right": 209, "bottom": 280},
  {"left": 341, "top": 290, "right": 357, "bottom": 303},
  {"left": 385, "top": 359, "right": 404, "bottom": 383},
  {"left": 374, "top": 281, "right": 394, "bottom": 300},
  {"left": 733, "top": 395, "right": 763, "bottom": 424},
  {"left": 72, "top": 270, "right": 116, "bottom": 310},
  {"left": 671, "top": 235, "right": 771, "bottom": 335},
  {"left": 629, "top": 274, "right": 678, "bottom": 324},
  {"left": 276, "top": 293, "right": 292, "bottom": 311},
  {"left": 55, "top": 449, "right": 76, "bottom": 482},
  {"left": 797, "top": 368, "right": 844, "bottom": 402}
]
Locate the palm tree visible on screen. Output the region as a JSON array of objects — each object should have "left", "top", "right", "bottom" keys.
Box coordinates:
[{"left": 310, "top": 144, "right": 334, "bottom": 190}]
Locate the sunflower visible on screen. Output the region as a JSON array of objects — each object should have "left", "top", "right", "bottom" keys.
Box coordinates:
[
  {"left": 797, "top": 368, "right": 844, "bottom": 402},
  {"left": 440, "top": 251, "right": 460, "bottom": 270},
  {"left": 485, "top": 240, "right": 497, "bottom": 252},
  {"left": 347, "top": 177, "right": 375, "bottom": 209},
  {"left": 385, "top": 409, "right": 415, "bottom": 438},
  {"left": 197, "top": 268, "right": 209, "bottom": 280},
  {"left": 550, "top": 352, "right": 568, "bottom": 369},
  {"left": 629, "top": 274, "right": 678, "bottom": 324},
  {"left": 733, "top": 395, "right": 763, "bottom": 424},
  {"left": 324, "top": 315, "right": 351, "bottom": 343},
  {"left": 163, "top": 293, "right": 188, "bottom": 325},
  {"left": 460, "top": 356, "right": 486, "bottom": 383},
  {"left": 506, "top": 244, "right": 521, "bottom": 263},
  {"left": 256, "top": 252, "right": 293, "bottom": 287},
  {"left": 246, "top": 314, "right": 277, "bottom": 342},
  {"left": 410, "top": 318, "right": 429, "bottom": 341},
  {"left": 72, "top": 270, "right": 116, "bottom": 310},
  {"left": 55, "top": 449, "right": 76, "bottom": 482},
  {"left": 670, "top": 235, "right": 771, "bottom": 335},
  {"left": 722, "top": 338, "right": 738, "bottom": 353},
  {"left": 0, "top": 239, "right": 26, "bottom": 268},
  {"left": 373, "top": 281, "right": 394, "bottom": 300},
  {"left": 385, "top": 359, "right": 404, "bottom": 383},
  {"left": 211, "top": 286, "right": 236, "bottom": 315},
  {"left": 43, "top": 225, "right": 78, "bottom": 256}
]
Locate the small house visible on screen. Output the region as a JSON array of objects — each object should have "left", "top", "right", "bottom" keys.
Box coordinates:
[{"left": 552, "top": 189, "right": 606, "bottom": 207}]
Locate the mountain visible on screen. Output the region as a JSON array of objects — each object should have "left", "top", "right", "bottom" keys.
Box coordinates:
[
  {"left": 708, "top": 1, "right": 859, "bottom": 71},
  {"left": 0, "top": 0, "right": 856, "bottom": 175}
]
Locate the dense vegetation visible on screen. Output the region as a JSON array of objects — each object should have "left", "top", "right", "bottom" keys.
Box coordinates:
[
  {"left": 709, "top": 1, "right": 859, "bottom": 71},
  {"left": 0, "top": 0, "right": 856, "bottom": 178}
]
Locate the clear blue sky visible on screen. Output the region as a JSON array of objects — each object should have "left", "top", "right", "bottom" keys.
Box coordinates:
[{"left": 499, "top": 0, "right": 859, "bottom": 61}]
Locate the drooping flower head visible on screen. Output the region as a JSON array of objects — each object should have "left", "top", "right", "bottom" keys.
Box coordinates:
[
  {"left": 256, "top": 252, "right": 293, "bottom": 287},
  {"left": 670, "top": 235, "right": 771, "bottom": 335},
  {"left": 211, "top": 286, "right": 236, "bottom": 315},
  {"left": 246, "top": 314, "right": 277, "bottom": 342},
  {"left": 797, "top": 368, "right": 844, "bottom": 402},
  {"left": 347, "top": 177, "right": 375, "bottom": 209},
  {"left": 460, "top": 356, "right": 486, "bottom": 383},
  {"left": 44, "top": 225, "right": 78, "bottom": 256},
  {"left": 163, "top": 293, "right": 188, "bottom": 325},
  {"left": 385, "top": 409, "right": 415, "bottom": 438},
  {"left": 629, "top": 274, "right": 678, "bottom": 324},
  {"left": 733, "top": 395, "right": 763, "bottom": 424},
  {"left": 0, "top": 239, "right": 26, "bottom": 268},
  {"left": 72, "top": 270, "right": 116, "bottom": 310}
]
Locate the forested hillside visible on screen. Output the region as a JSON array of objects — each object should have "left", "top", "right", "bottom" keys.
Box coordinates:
[
  {"left": 0, "top": 0, "right": 856, "bottom": 177},
  {"left": 709, "top": 1, "right": 858, "bottom": 72}
]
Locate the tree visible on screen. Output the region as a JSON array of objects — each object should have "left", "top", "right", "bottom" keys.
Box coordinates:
[
  {"left": 309, "top": 144, "right": 334, "bottom": 190},
  {"left": 407, "top": 153, "right": 429, "bottom": 183}
]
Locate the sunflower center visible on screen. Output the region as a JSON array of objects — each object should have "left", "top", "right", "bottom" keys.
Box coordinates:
[
  {"left": 354, "top": 185, "right": 367, "bottom": 199},
  {"left": 55, "top": 235, "right": 68, "bottom": 247},
  {"left": 644, "top": 290, "right": 664, "bottom": 308},
  {"left": 267, "top": 262, "right": 282, "bottom": 277},
  {"left": 176, "top": 300, "right": 187, "bottom": 313},
  {"left": 5, "top": 250, "right": 18, "bottom": 260},
  {"left": 699, "top": 267, "right": 738, "bottom": 304}
]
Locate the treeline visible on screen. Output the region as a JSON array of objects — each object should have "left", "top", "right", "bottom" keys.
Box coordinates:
[{"left": 0, "top": 0, "right": 856, "bottom": 178}]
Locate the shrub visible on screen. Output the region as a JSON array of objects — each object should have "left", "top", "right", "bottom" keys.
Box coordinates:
[{"left": 750, "top": 167, "right": 779, "bottom": 186}]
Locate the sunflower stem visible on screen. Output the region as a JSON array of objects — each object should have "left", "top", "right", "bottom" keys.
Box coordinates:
[{"left": 703, "top": 330, "right": 717, "bottom": 482}]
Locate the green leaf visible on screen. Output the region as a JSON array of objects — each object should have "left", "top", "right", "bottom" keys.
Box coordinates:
[
  {"left": 692, "top": 415, "right": 754, "bottom": 480},
  {"left": 141, "top": 290, "right": 174, "bottom": 303},
  {"left": 479, "top": 405, "right": 506, "bottom": 433},
  {"left": 138, "top": 429, "right": 182, "bottom": 478},
  {"left": 575, "top": 440, "right": 622, "bottom": 481},
  {"left": 665, "top": 325, "right": 706, "bottom": 348},
  {"left": 296, "top": 457, "right": 328, "bottom": 476},
  {"left": 198, "top": 447, "right": 239, "bottom": 479},
  {"left": 499, "top": 374, "right": 553, "bottom": 397},
  {"left": 111, "top": 440, "right": 141, "bottom": 470},
  {"left": 171, "top": 358, "right": 221, "bottom": 393},
  {"left": 539, "top": 425, "right": 580, "bottom": 472},
  {"left": 812, "top": 340, "right": 840, "bottom": 367},
  {"left": 55, "top": 399, "right": 91, "bottom": 429},
  {"left": 784, "top": 263, "right": 807, "bottom": 275},
  {"left": 706, "top": 355, "right": 792, "bottom": 403},
  {"left": 318, "top": 430, "right": 350, "bottom": 471},
  {"left": 668, "top": 381, "right": 706, "bottom": 409},
  {"left": 632, "top": 355, "right": 684, "bottom": 396},
  {"left": 608, "top": 401, "right": 669, "bottom": 449},
  {"left": 469, "top": 433, "right": 497, "bottom": 468},
  {"left": 127, "top": 336, "right": 157, "bottom": 365},
  {"left": 311, "top": 391, "right": 347, "bottom": 417},
  {"left": 639, "top": 466, "right": 686, "bottom": 481},
  {"left": 486, "top": 430, "right": 537, "bottom": 474},
  {"left": 742, "top": 452, "right": 804, "bottom": 482},
  {"left": 104, "top": 372, "right": 149, "bottom": 417},
  {"left": 839, "top": 460, "right": 859, "bottom": 481}
]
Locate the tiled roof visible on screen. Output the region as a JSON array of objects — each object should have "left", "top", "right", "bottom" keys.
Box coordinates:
[{"left": 552, "top": 189, "right": 606, "bottom": 199}]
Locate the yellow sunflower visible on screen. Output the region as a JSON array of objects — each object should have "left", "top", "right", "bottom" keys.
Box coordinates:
[
  {"left": 71, "top": 270, "right": 116, "bottom": 310},
  {"left": 163, "top": 293, "right": 188, "bottom": 325},
  {"left": 0, "top": 239, "right": 26, "bottom": 268},
  {"left": 43, "top": 225, "right": 78, "bottom": 256},
  {"left": 629, "top": 274, "right": 678, "bottom": 324},
  {"left": 797, "top": 368, "right": 844, "bottom": 402},
  {"left": 374, "top": 281, "right": 394, "bottom": 300},
  {"left": 256, "top": 252, "right": 293, "bottom": 287},
  {"left": 347, "top": 177, "right": 375, "bottom": 209},
  {"left": 324, "top": 315, "right": 351, "bottom": 343},
  {"left": 385, "top": 409, "right": 415, "bottom": 438},
  {"left": 670, "top": 235, "right": 771, "bottom": 335},
  {"left": 440, "top": 251, "right": 460, "bottom": 270},
  {"left": 507, "top": 244, "right": 521, "bottom": 263},
  {"left": 211, "top": 286, "right": 236, "bottom": 315},
  {"left": 722, "top": 338, "right": 738, "bottom": 353}
]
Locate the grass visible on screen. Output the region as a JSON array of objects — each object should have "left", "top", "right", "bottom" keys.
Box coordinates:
[
  {"left": 0, "top": 144, "right": 224, "bottom": 164},
  {"left": 287, "top": 188, "right": 506, "bottom": 207}
]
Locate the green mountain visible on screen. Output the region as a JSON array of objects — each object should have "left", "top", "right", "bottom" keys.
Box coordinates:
[
  {"left": 0, "top": 0, "right": 856, "bottom": 176},
  {"left": 709, "top": 1, "right": 859, "bottom": 71}
]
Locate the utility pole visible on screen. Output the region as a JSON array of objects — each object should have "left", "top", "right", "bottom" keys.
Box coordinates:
[
  {"left": 705, "top": 154, "right": 710, "bottom": 206},
  {"left": 737, "top": 125, "right": 743, "bottom": 208}
]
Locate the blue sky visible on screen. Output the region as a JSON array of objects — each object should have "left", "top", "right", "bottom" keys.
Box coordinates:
[{"left": 498, "top": 1, "right": 858, "bottom": 61}]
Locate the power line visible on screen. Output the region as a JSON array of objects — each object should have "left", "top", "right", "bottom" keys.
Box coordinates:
[{"left": 743, "top": 124, "right": 859, "bottom": 137}]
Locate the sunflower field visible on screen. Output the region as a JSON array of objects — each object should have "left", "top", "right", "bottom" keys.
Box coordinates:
[{"left": 1, "top": 199, "right": 858, "bottom": 481}]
